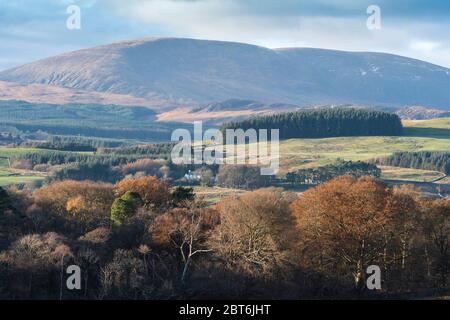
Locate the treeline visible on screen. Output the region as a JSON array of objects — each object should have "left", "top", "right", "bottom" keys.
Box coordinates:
[
  {"left": 10, "top": 151, "right": 147, "bottom": 183},
  {"left": 221, "top": 108, "right": 403, "bottom": 139},
  {"left": 375, "top": 151, "right": 450, "bottom": 175},
  {"left": 12, "top": 142, "right": 177, "bottom": 170},
  {"left": 12, "top": 150, "right": 212, "bottom": 185},
  {"left": 101, "top": 143, "right": 175, "bottom": 159},
  {"left": 52, "top": 159, "right": 170, "bottom": 183},
  {"left": 10, "top": 147, "right": 386, "bottom": 190},
  {"left": 286, "top": 160, "right": 381, "bottom": 185},
  {"left": 52, "top": 162, "right": 120, "bottom": 183},
  {"left": 0, "top": 176, "right": 449, "bottom": 299},
  {"left": 216, "top": 165, "right": 273, "bottom": 189},
  {"left": 24, "top": 136, "right": 125, "bottom": 151},
  {"left": 7, "top": 123, "right": 171, "bottom": 141},
  {"left": 12, "top": 151, "right": 141, "bottom": 167}
]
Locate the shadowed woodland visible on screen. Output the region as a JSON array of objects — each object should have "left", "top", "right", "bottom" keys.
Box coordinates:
[{"left": 0, "top": 174, "right": 449, "bottom": 299}]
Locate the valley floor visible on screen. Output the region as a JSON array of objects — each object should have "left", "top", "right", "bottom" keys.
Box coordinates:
[{"left": 0, "top": 118, "right": 449, "bottom": 191}]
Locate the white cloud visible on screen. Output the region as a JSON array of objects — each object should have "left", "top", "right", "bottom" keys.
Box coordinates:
[
  {"left": 1, "top": 0, "right": 449, "bottom": 69},
  {"left": 410, "top": 40, "right": 441, "bottom": 53},
  {"left": 110, "top": 0, "right": 450, "bottom": 68}
]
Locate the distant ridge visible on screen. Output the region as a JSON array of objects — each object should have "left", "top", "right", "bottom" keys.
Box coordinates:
[{"left": 1, "top": 37, "right": 450, "bottom": 109}]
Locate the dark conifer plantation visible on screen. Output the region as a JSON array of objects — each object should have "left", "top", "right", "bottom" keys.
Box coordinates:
[
  {"left": 375, "top": 151, "right": 450, "bottom": 174},
  {"left": 221, "top": 108, "right": 403, "bottom": 139}
]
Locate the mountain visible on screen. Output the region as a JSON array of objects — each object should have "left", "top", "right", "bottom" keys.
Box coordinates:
[{"left": 1, "top": 37, "right": 450, "bottom": 109}]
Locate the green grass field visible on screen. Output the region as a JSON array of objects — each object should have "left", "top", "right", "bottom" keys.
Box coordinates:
[
  {"left": 403, "top": 118, "right": 450, "bottom": 130},
  {"left": 0, "top": 147, "right": 60, "bottom": 186},
  {"left": 402, "top": 118, "right": 450, "bottom": 139},
  {"left": 0, "top": 170, "right": 44, "bottom": 187},
  {"left": 227, "top": 117, "right": 450, "bottom": 176},
  {"left": 278, "top": 135, "right": 450, "bottom": 174},
  {"left": 0, "top": 146, "right": 98, "bottom": 187}
]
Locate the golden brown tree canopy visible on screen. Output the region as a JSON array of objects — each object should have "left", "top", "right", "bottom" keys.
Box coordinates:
[
  {"left": 33, "top": 180, "right": 115, "bottom": 223},
  {"left": 290, "top": 176, "right": 413, "bottom": 289},
  {"left": 115, "top": 176, "right": 171, "bottom": 210}
]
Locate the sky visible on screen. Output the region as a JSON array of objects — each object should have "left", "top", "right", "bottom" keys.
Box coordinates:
[{"left": 0, "top": 0, "right": 449, "bottom": 71}]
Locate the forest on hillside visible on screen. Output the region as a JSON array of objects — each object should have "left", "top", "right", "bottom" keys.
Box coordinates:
[
  {"left": 221, "top": 108, "right": 403, "bottom": 139},
  {"left": 0, "top": 100, "right": 187, "bottom": 142}
]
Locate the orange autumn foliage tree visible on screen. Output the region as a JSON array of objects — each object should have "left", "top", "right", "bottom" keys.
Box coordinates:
[
  {"left": 291, "top": 176, "right": 399, "bottom": 290},
  {"left": 115, "top": 176, "right": 171, "bottom": 210},
  {"left": 33, "top": 180, "right": 115, "bottom": 227}
]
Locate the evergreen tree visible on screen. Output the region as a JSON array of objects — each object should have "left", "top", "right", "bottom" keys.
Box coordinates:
[
  {"left": 221, "top": 108, "right": 403, "bottom": 139},
  {"left": 110, "top": 191, "right": 142, "bottom": 227}
]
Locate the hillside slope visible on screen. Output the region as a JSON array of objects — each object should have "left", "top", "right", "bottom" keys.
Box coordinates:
[{"left": 1, "top": 38, "right": 450, "bottom": 108}]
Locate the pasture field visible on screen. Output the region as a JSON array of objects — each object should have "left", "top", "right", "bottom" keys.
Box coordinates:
[
  {"left": 402, "top": 117, "right": 450, "bottom": 130},
  {"left": 379, "top": 166, "right": 445, "bottom": 182},
  {"left": 276, "top": 117, "right": 450, "bottom": 175},
  {"left": 0, "top": 170, "right": 44, "bottom": 187},
  {"left": 278, "top": 135, "right": 450, "bottom": 174},
  {"left": 0, "top": 147, "right": 64, "bottom": 186},
  {"left": 228, "top": 118, "right": 450, "bottom": 176},
  {"left": 402, "top": 117, "right": 450, "bottom": 139}
]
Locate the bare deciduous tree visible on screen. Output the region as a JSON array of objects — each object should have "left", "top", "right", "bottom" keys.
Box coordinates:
[{"left": 151, "top": 206, "right": 218, "bottom": 284}]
